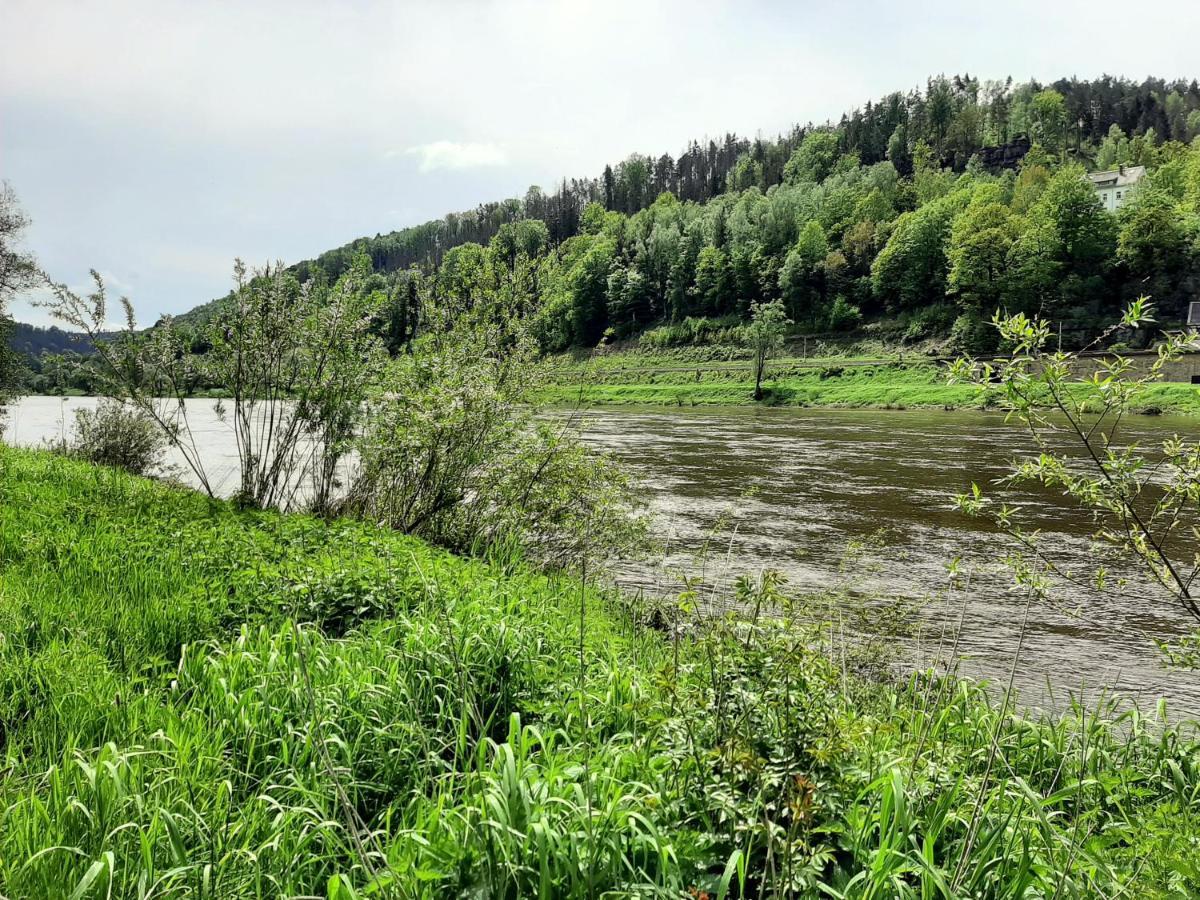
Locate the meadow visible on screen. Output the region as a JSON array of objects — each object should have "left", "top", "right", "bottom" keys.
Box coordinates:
[
  {"left": 2, "top": 445, "right": 1200, "bottom": 897},
  {"left": 538, "top": 352, "right": 1200, "bottom": 414}
]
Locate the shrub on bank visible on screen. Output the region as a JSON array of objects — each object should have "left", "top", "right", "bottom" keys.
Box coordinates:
[
  {"left": 639, "top": 315, "right": 745, "bottom": 349},
  {"left": 55, "top": 398, "right": 166, "bottom": 475}
]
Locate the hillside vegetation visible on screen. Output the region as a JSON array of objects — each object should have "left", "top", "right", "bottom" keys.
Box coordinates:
[
  {"left": 20, "top": 74, "right": 1200, "bottom": 397},
  {"left": 192, "top": 74, "right": 1200, "bottom": 344}
]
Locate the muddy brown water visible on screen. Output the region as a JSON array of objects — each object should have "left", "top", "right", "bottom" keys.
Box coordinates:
[{"left": 7, "top": 396, "right": 1200, "bottom": 717}]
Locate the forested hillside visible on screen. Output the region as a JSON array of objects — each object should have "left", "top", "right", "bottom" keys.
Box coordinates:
[
  {"left": 288, "top": 74, "right": 1200, "bottom": 281},
  {"left": 50, "top": 74, "right": 1195, "bottom": 366}
]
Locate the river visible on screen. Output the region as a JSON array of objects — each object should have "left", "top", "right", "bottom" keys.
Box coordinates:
[{"left": 6, "top": 395, "right": 1200, "bottom": 717}]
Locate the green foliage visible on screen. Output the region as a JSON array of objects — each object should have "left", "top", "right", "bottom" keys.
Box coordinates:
[
  {"left": 639, "top": 315, "right": 744, "bottom": 349},
  {"left": 784, "top": 131, "right": 842, "bottom": 184},
  {"left": 39, "top": 257, "right": 390, "bottom": 511},
  {"left": 1117, "top": 189, "right": 1195, "bottom": 277},
  {"left": 568, "top": 236, "right": 616, "bottom": 346},
  {"left": 744, "top": 299, "right": 791, "bottom": 400},
  {"left": 826, "top": 295, "right": 862, "bottom": 332},
  {"left": 779, "top": 220, "right": 828, "bottom": 323},
  {"left": 1, "top": 182, "right": 39, "bottom": 417},
  {"left": 3, "top": 447, "right": 1200, "bottom": 896},
  {"left": 948, "top": 311, "right": 999, "bottom": 354},
  {"left": 1030, "top": 165, "right": 1117, "bottom": 279},
  {"left": 58, "top": 399, "right": 166, "bottom": 476},
  {"left": 1029, "top": 89, "right": 1068, "bottom": 155},
  {"left": 692, "top": 245, "right": 733, "bottom": 317},
  {"left": 951, "top": 302, "right": 1200, "bottom": 640},
  {"left": 345, "top": 309, "right": 645, "bottom": 568},
  {"left": 871, "top": 189, "right": 968, "bottom": 311},
  {"left": 946, "top": 186, "right": 1023, "bottom": 309}
]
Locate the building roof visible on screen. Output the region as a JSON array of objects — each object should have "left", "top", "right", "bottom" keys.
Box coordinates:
[{"left": 1087, "top": 165, "right": 1146, "bottom": 189}]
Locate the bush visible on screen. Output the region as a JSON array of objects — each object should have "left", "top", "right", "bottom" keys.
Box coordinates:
[
  {"left": 639, "top": 316, "right": 744, "bottom": 349},
  {"left": 949, "top": 312, "right": 1000, "bottom": 354},
  {"left": 64, "top": 400, "right": 165, "bottom": 475},
  {"left": 345, "top": 312, "right": 646, "bottom": 568},
  {"left": 902, "top": 302, "right": 958, "bottom": 341},
  {"left": 826, "top": 295, "right": 863, "bottom": 332}
]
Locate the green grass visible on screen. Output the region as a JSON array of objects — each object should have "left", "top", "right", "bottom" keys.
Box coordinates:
[
  {"left": 539, "top": 358, "right": 1200, "bottom": 415},
  {"left": 2, "top": 446, "right": 1199, "bottom": 897}
]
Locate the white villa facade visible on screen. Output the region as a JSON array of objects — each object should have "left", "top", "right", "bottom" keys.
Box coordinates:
[{"left": 1087, "top": 165, "right": 1146, "bottom": 212}]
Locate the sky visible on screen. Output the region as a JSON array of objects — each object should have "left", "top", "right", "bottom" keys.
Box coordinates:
[{"left": 3, "top": 0, "right": 1199, "bottom": 327}]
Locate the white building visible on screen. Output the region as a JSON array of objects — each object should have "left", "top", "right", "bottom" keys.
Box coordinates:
[{"left": 1087, "top": 165, "right": 1146, "bottom": 212}]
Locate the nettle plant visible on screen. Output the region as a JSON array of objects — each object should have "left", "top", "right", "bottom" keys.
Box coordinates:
[{"left": 949, "top": 299, "right": 1200, "bottom": 665}]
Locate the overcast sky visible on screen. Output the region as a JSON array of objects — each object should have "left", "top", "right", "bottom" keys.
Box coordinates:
[{"left": 4, "top": 0, "right": 1199, "bottom": 326}]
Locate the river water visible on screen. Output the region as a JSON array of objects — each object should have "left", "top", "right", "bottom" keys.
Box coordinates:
[{"left": 6, "top": 395, "right": 1200, "bottom": 717}]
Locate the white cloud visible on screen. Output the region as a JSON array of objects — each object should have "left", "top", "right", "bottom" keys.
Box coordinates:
[{"left": 402, "top": 141, "right": 509, "bottom": 173}]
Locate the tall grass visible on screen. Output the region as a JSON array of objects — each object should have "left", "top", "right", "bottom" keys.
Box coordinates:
[{"left": 1, "top": 445, "right": 1198, "bottom": 897}]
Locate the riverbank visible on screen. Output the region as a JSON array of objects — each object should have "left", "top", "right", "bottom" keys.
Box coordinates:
[
  {"left": 538, "top": 349, "right": 1200, "bottom": 414},
  {"left": 2, "top": 445, "right": 1198, "bottom": 896}
]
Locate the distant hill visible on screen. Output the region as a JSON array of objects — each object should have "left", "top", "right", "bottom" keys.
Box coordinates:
[
  {"left": 172, "top": 73, "right": 1200, "bottom": 325},
  {"left": 8, "top": 322, "right": 97, "bottom": 361}
]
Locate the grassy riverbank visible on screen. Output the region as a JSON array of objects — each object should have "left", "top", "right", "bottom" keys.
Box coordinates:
[
  {"left": 2, "top": 446, "right": 1200, "bottom": 896},
  {"left": 538, "top": 348, "right": 1200, "bottom": 415}
]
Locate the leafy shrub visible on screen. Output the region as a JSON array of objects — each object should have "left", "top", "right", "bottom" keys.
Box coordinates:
[
  {"left": 901, "top": 302, "right": 957, "bottom": 341},
  {"left": 639, "top": 316, "right": 744, "bottom": 349},
  {"left": 64, "top": 399, "right": 165, "bottom": 475},
  {"left": 826, "top": 295, "right": 863, "bottom": 332},
  {"left": 40, "top": 257, "right": 386, "bottom": 511},
  {"left": 949, "top": 311, "right": 1000, "bottom": 354},
  {"left": 345, "top": 312, "right": 646, "bottom": 568}
]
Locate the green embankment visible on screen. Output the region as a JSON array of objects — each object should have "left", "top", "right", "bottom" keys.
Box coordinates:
[
  {"left": 539, "top": 350, "right": 1200, "bottom": 415},
  {"left": 2, "top": 446, "right": 1199, "bottom": 896}
]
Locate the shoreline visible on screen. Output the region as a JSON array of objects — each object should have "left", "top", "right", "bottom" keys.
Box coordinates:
[{"left": 537, "top": 375, "right": 1200, "bottom": 415}]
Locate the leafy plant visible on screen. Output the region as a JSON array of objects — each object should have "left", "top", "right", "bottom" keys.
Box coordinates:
[
  {"left": 38, "top": 256, "right": 387, "bottom": 511},
  {"left": 345, "top": 307, "right": 646, "bottom": 568},
  {"left": 951, "top": 299, "right": 1200, "bottom": 658},
  {"left": 59, "top": 398, "right": 166, "bottom": 475}
]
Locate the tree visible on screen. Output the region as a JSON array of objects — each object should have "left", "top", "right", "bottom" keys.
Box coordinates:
[
  {"left": 1026, "top": 165, "right": 1117, "bottom": 311},
  {"left": 783, "top": 131, "right": 841, "bottom": 184},
  {"left": 568, "top": 237, "right": 616, "bottom": 345},
  {"left": 1117, "top": 191, "right": 1190, "bottom": 273},
  {"left": 1030, "top": 90, "right": 1068, "bottom": 155},
  {"left": 946, "top": 189, "right": 1022, "bottom": 310},
  {"left": 951, "top": 302, "right": 1200, "bottom": 662},
  {"left": 871, "top": 189, "right": 968, "bottom": 310},
  {"left": 1, "top": 182, "right": 39, "bottom": 416},
  {"left": 1004, "top": 219, "right": 1061, "bottom": 313},
  {"left": 727, "top": 153, "right": 764, "bottom": 192},
  {"left": 40, "top": 258, "right": 387, "bottom": 512},
  {"left": 1116, "top": 190, "right": 1197, "bottom": 316},
  {"left": 435, "top": 242, "right": 491, "bottom": 318},
  {"left": 886, "top": 123, "right": 911, "bottom": 173},
  {"left": 605, "top": 266, "right": 652, "bottom": 335},
  {"left": 744, "top": 299, "right": 791, "bottom": 401},
  {"left": 779, "top": 221, "right": 828, "bottom": 323},
  {"left": 1096, "top": 124, "right": 1130, "bottom": 170},
  {"left": 692, "top": 246, "right": 732, "bottom": 316},
  {"left": 1012, "top": 144, "right": 1052, "bottom": 212},
  {"left": 345, "top": 308, "right": 645, "bottom": 568}
]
